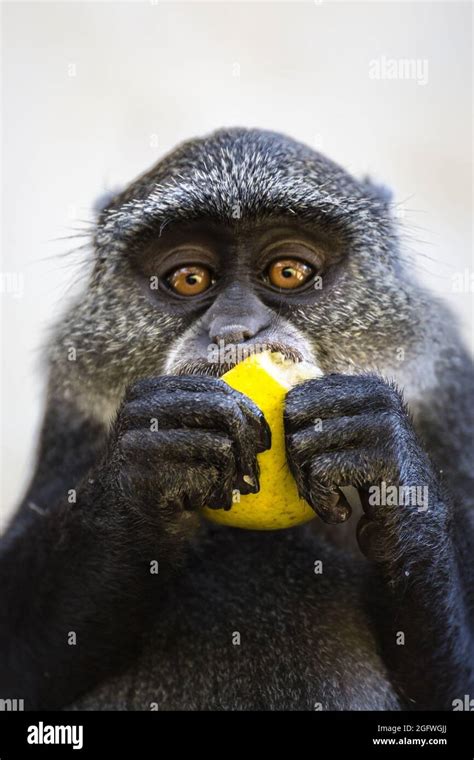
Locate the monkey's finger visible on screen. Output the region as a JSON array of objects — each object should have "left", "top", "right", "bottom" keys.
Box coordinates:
[
  {"left": 284, "top": 374, "right": 399, "bottom": 430},
  {"left": 285, "top": 413, "right": 387, "bottom": 457},
  {"left": 358, "top": 487, "right": 381, "bottom": 520},
  {"left": 119, "top": 428, "right": 261, "bottom": 500},
  {"left": 151, "top": 375, "right": 272, "bottom": 448},
  {"left": 306, "top": 485, "right": 352, "bottom": 524},
  {"left": 122, "top": 392, "right": 267, "bottom": 455},
  {"left": 206, "top": 483, "right": 235, "bottom": 511},
  {"left": 223, "top": 387, "right": 272, "bottom": 452},
  {"left": 290, "top": 448, "right": 384, "bottom": 523},
  {"left": 306, "top": 448, "right": 383, "bottom": 492},
  {"left": 124, "top": 377, "right": 271, "bottom": 452},
  {"left": 118, "top": 429, "right": 235, "bottom": 469},
  {"left": 358, "top": 487, "right": 400, "bottom": 521},
  {"left": 301, "top": 448, "right": 387, "bottom": 522},
  {"left": 121, "top": 395, "right": 261, "bottom": 488},
  {"left": 356, "top": 515, "right": 387, "bottom": 562},
  {"left": 125, "top": 374, "right": 228, "bottom": 401},
  {"left": 119, "top": 461, "right": 222, "bottom": 515},
  {"left": 118, "top": 433, "right": 238, "bottom": 509}
]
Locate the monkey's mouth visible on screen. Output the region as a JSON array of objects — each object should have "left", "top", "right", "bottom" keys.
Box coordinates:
[{"left": 171, "top": 341, "right": 305, "bottom": 377}]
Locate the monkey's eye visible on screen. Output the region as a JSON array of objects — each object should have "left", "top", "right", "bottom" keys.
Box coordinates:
[
  {"left": 266, "top": 258, "right": 314, "bottom": 289},
  {"left": 166, "top": 265, "right": 214, "bottom": 297}
]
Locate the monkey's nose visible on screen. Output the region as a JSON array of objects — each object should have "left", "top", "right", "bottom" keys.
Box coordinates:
[{"left": 210, "top": 324, "right": 253, "bottom": 346}]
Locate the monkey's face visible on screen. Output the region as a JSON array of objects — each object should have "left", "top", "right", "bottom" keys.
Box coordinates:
[
  {"left": 130, "top": 216, "right": 343, "bottom": 377},
  {"left": 52, "top": 129, "right": 427, "bottom": 417}
]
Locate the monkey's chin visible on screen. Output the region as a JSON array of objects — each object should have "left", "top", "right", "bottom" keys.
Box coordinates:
[{"left": 168, "top": 341, "right": 307, "bottom": 377}]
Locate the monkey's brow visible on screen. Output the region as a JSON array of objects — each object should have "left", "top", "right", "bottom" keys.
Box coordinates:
[{"left": 96, "top": 177, "right": 384, "bottom": 245}]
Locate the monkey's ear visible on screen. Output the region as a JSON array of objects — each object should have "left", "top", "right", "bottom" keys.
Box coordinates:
[
  {"left": 360, "top": 176, "right": 394, "bottom": 207},
  {"left": 92, "top": 187, "right": 123, "bottom": 216}
]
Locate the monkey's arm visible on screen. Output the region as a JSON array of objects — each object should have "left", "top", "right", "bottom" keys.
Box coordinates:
[
  {"left": 0, "top": 463, "right": 168, "bottom": 710},
  {"left": 0, "top": 396, "right": 187, "bottom": 710},
  {"left": 0, "top": 376, "right": 269, "bottom": 709},
  {"left": 284, "top": 372, "right": 474, "bottom": 710}
]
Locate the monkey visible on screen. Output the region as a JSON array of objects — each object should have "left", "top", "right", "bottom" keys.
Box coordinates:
[{"left": 1, "top": 127, "right": 473, "bottom": 711}]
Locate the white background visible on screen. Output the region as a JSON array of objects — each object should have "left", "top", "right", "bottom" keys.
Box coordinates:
[{"left": 1, "top": 0, "right": 472, "bottom": 527}]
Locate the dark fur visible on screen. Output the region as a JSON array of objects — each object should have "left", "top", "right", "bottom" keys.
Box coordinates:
[{"left": 1, "top": 128, "right": 473, "bottom": 710}]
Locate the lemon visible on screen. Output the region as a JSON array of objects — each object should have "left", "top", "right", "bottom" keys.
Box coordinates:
[{"left": 201, "top": 351, "right": 322, "bottom": 530}]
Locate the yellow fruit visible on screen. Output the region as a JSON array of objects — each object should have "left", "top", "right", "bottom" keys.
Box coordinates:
[{"left": 201, "top": 351, "right": 322, "bottom": 530}]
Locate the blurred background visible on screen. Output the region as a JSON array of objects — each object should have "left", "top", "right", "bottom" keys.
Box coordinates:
[{"left": 1, "top": 1, "right": 472, "bottom": 528}]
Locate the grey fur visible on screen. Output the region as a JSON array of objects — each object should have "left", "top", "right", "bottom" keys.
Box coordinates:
[
  {"left": 50, "top": 128, "right": 457, "bottom": 427},
  {"left": 3, "top": 128, "right": 473, "bottom": 712}
]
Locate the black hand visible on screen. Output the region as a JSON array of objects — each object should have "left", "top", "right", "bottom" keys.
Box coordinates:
[
  {"left": 0, "top": 374, "right": 270, "bottom": 709},
  {"left": 112, "top": 374, "right": 271, "bottom": 516},
  {"left": 284, "top": 373, "right": 431, "bottom": 527},
  {"left": 285, "top": 372, "right": 474, "bottom": 708}
]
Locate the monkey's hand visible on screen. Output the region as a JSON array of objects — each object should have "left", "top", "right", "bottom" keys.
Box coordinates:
[
  {"left": 284, "top": 373, "right": 446, "bottom": 556},
  {"left": 105, "top": 375, "right": 271, "bottom": 523},
  {"left": 285, "top": 372, "right": 474, "bottom": 708},
  {"left": 0, "top": 375, "right": 270, "bottom": 708}
]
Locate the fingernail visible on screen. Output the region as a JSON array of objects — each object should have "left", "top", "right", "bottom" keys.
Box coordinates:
[
  {"left": 236, "top": 472, "right": 260, "bottom": 494},
  {"left": 257, "top": 420, "right": 272, "bottom": 451},
  {"left": 320, "top": 491, "right": 351, "bottom": 524}
]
